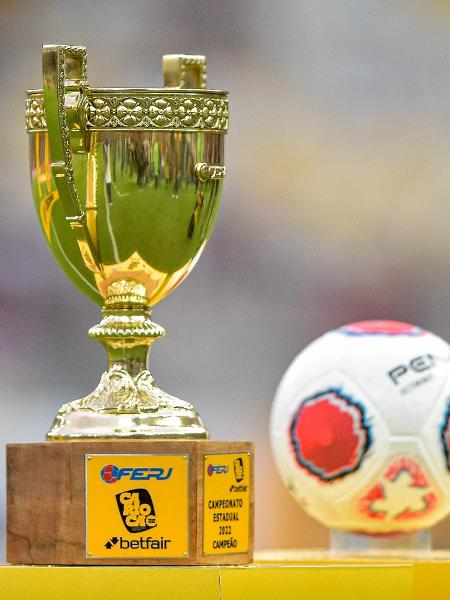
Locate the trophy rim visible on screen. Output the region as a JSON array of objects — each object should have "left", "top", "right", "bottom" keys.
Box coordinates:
[
  {"left": 25, "top": 88, "right": 229, "bottom": 133},
  {"left": 26, "top": 87, "right": 228, "bottom": 96}
]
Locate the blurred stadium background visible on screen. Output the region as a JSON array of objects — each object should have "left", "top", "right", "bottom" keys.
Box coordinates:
[{"left": 1, "top": 0, "right": 450, "bottom": 558}]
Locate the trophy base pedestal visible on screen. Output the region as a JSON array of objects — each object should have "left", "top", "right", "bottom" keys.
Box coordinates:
[{"left": 7, "top": 440, "right": 253, "bottom": 566}]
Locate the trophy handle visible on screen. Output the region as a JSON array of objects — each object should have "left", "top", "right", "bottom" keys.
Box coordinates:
[
  {"left": 42, "top": 44, "right": 101, "bottom": 273},
  {"left": 162, "top": 54, "right": 207, "bottom": 89}
]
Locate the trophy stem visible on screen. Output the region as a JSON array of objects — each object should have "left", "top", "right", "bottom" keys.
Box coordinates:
[
  {"left": 46, "top": 279, "right": 208, "bottom": 440},
  {"left": 89, "top": 280, "right": 165, "bottom": 378}
]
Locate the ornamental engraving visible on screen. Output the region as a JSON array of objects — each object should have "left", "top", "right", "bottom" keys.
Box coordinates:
[
  {"left": 26, "top": 93, "right": 228, "bottom": 132},
  {"left": 25, "top": 97, "right": 47, "bottom": 130}
]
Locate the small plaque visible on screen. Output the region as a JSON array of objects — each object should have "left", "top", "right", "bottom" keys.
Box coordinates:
[
  {"left": 203, "top": 452, "right": 251, "bottom": 555},
  {"left": 85, "top": 454, "right": 188, "bottom": 558}
]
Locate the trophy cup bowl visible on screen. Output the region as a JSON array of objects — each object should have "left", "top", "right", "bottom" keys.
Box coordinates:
[{"left": 26, "top": 45, "right": 228, "bottom": 439}]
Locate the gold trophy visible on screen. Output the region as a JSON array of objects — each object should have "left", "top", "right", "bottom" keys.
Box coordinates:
[
  {"left": 27, "top": 45, "right": 227, "bottom": 439},
  {"left": 7, "top": 45, "right": 253, "bottom": 566}
]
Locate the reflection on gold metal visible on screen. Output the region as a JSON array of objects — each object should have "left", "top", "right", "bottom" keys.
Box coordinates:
[
  {"left": 195, "top": 162, "right": 226, "bottom": 182},
  {"left": 27, "top": 45, "right": 228, "bottom": 440},
  {"left": 39, "top": 190, "right": 59, "bottom": 241},
  {"left": 34, "top": 133, "right": 59, "bottom": 241}
]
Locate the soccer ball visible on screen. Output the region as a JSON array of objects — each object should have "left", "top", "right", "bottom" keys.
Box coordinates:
[{"left": 270, "top": 320, "right": 450, "bottom": 534}]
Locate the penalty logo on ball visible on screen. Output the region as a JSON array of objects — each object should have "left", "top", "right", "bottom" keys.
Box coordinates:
[{"left": 290, "top": 388, "right": 371, "bottom": 482}]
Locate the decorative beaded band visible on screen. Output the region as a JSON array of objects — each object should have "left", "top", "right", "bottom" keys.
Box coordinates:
[{"left": 25, "top": 90, "right": 228, "bottom": 133}]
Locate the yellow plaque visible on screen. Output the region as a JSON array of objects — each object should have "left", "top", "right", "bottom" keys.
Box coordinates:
[
  {"left": 86, "top": 454, "right": 188, "bottom": 558},
  {"left": 203, "top": 452, "right": 251, "bottom": 555}
]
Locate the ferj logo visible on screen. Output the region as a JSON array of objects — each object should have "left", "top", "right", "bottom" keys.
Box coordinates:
[
  {"left": 101, "top": 464, "right": 173, "bottom": 483},
  {"left": 207, "top": 464, "right": 228, "bottom": 476}
]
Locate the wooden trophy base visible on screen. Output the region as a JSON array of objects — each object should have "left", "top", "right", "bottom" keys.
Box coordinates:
[{"left": 7, "top": 440, "right": 254, "bottom": 566}]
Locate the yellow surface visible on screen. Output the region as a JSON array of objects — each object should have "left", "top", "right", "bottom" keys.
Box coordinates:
[
  {"left": 2, "top": 559, "right": 450, "bottom": 599},
  {"left": 86, "top": 454, "right": 188, "bottom": 558},
  {"left": 413, "top": 562, "right": 450, "bottom": 599},
  {"left": 0, "top": 566, "right": 218, "bottom": 600},
  {"left": 203, "top": 452, "right": 251, "bottom": 555},
  {"left": 222, "top": 564, "right": 411, "bottom": 600}
]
